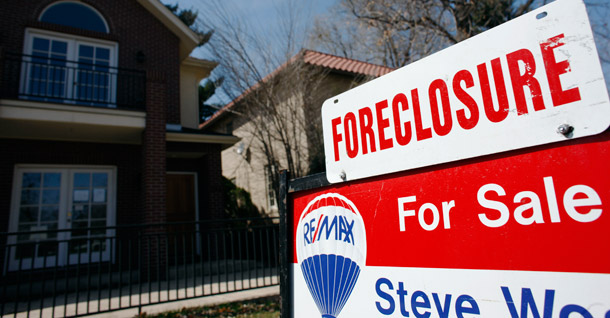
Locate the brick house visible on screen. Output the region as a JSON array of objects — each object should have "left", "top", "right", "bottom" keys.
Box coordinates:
[
  {"left": 200, "top": 50, "right": 392, "bottom": 215},
  {"left": 0, "top": 0, "right": 238, "bottom": 271}
]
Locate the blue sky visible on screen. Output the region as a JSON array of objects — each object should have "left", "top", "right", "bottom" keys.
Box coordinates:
[
  {"left": 162, "top": 0, "right": 609, "bottom": 104},
  {"left": 161, "top": 0, "right": 336, "bottom": 60}
]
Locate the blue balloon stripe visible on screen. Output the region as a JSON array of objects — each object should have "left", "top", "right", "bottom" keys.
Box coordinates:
[
  {"left": 320, "top": 254, "right": 329, "bottom": 313},
  {"left": 334, "top": 257, "right": 352, "bottom": 312},
  {"left": 329, "top": 255, "right": 338, "bottom": 314},
  {"left": 315, "top": 255, "right": 327, "bottom": 313},
  {"left": 330, "top": 255, "right": 342, "bottom": 315},
  {"left": 312, "top": 255, "right": 325, "bottom": 313},
  {"left": 300, "top": 254, "right": 360, "bottom": 318},
  {"left": 306, "top": 256, "right": 325, "bottom": 312},
  {"left": 333, "top": 256, "right": 349, "bottom": 314},
  {"left": 335, "top": 259, "right": 360, "bottom": 313},
  {"left": 301, "top": 259, "right": 324, "bottom": 311},
  {"left": 331, "top": 255, "right": 345, "bottom": 315}
]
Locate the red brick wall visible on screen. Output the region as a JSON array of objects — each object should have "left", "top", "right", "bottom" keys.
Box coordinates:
[
  {"left": 0, "top": 0, "right": 182, "bottom": 123},
  {"left": 0, "top": 139, "right": 143, "bottom": 232}
]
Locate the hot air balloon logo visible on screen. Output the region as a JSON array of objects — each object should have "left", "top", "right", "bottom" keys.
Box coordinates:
[{"left": 296, "top": 193, "right": 367, "bottom": 318}]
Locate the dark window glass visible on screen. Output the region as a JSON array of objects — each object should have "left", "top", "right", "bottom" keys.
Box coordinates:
[
  {"left": 32, "top": 38, "right": 49, "bottom": 53},
  {"left": 40, "top": 2, "right": 108, "bottom": 33},
  {"left": 92, "top": 173, "right": 107, "bottom": 187},
  {"left": 22, "top": 173, "right": 41, "bottom": 188},
  {"left": 43, "top": 173, "right": 61, "bottom": 188},
  {"left": 74, "top": 173, "right": 90, "bottom": 188}
]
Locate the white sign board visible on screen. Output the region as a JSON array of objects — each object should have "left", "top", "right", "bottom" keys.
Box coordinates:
[{"left": 322, "top": 0, "right": 610, "bottom": 183}]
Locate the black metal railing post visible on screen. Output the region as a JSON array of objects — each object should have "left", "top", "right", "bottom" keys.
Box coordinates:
[{"left": 278, "top": 170, "right": 291, "bottom": 318}]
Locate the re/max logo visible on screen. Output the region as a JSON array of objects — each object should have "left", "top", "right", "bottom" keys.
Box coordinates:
[{"left": 302, "top": 214, "right": 355, "bottom": 246}]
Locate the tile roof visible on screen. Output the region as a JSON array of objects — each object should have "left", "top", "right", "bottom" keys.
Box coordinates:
[
  {"left": 199, "top": 50, "right": 394, "bottom": 130},
  {"left": 302, "top": 50, "right": 393, "bottom": 77}
]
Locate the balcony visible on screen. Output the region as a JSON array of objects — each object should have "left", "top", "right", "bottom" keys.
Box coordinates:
[
  {"left": 0, "top": 53, "right": 147, "bottom": 144},
  {"left": 1, "top": 52, "right": 145, "bottom": 110}
]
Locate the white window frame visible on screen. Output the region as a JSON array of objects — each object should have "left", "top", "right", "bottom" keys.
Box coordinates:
[
  {"left": 7, "top": 165, "right": 117, "bottom": 271},
  {"left": 21, "top": 28, "right": 119, "bottom": 105}
]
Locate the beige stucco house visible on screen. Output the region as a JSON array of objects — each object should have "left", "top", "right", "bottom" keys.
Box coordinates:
[{"left": 200, "top": 50, "right": 393, "bottom": 215}]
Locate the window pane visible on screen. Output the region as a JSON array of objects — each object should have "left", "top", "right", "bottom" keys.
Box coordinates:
[
  {"left": 51, "top": 41, "right": 67, "bottom": 55},
  {"left": 43, "top": 173, "right": 61, "bottom": 187},
  {"left": 44, "top": 223, "right": 58, "bottom": 239},
  {"left": 74, "top": 173, "right": 90, "bottom": 187},
  {"left": 91, "top": 204, "right": 106, "bottom": 218},
  {"left": 96, "top": 47, "right": 110, "bottom": 60},
  {"left": 22, "top": 173, "right": 41, "bottom": 188},
  {"left": 92, "top": 173, "right": 107, "bottom": 187},
  {"left": 32, "top": 38, "right": 49, "bottom": 53},
  {"left": 40, "top": 2, "right": 108, "bottom": 33},
  {"left": 79, "top": 45, "right": 94, "bottom": 58},
  {"left": 71, "top": 222, "right": 88, "bottom": 237},
  {"left": 19, "top": 207, "right": 38, "bottom": 223},
  {"left": 73, "top": 189, "right": 89, "bottom": 202},
  {"left": 91, "top": 220, "right": 106, "bottom": 234},
  {"left": 41, "top": 206, "right": 59, "bottom": 222},
  {"left": 21, "top": 189, "right": 40, "bottom": 205},
  {"left": 72, "top": 205, "right": 89, "bottom": 220},
  {"left": 17, "top": 225, "right": 35, "bottom": 242},
  {"left": 42, "top": 189, "right": 60, "bottom": 204}
]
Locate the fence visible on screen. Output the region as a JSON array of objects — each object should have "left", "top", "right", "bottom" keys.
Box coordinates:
[
  {"left": 0, "top": 52, "right": 146, "bottom": 110},
  {"left": 0, "top": 218, "right": 280, "bottom": 317}
]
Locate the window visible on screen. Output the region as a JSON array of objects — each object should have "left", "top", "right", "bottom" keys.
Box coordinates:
[
  {"left": 265, "top": 165, "right": 277, "bottom": 209},
  {"left": 226, "top": 121, "right": 234, "bottom": 134},
  {"left": 21, "top": 29, "right": 118, "bottom": 105},
  {"left": 40, "top": 1, "right": 109, "bottom": 33},
  {"left": 8, "top": 166, "right": 116, "bottom": 270}
]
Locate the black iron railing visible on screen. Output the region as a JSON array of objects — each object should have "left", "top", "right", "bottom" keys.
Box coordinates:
[
  {"left": 0, "top": 218, "right": 280, "bottom": 317},
  {"left": 0, "top": 53, "right": 146, "bottom": 110}
]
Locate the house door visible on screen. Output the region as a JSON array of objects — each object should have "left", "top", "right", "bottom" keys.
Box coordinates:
[
  {"left": 166, "top": 173, "right": 198, "bottom": 259},
  {"left": 8, "top": 166, "right": 115, "bottom": 271},
  {"left": 166, "top": 173, "right": 197, "bottom": 223}
]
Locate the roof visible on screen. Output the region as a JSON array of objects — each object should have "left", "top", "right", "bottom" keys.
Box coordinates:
[
  {"left": 136, "top": 0, "right": 201, "bottom": 61},
  {"left": 302, "top": 50, "right": 393, "bottom": 77},
  {"left": 199, "top": 50, "right": 394, "bottom": 130}
]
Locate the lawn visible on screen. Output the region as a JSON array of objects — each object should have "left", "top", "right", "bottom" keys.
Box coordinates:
[{"left": 137, "top": 296, "right": 280, "bottom": 318}]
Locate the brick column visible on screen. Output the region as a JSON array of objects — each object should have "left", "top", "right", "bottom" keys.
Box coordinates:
[
  {"left": 142, "top": 71, "right": 167, "bottom": 279},
  {"left": 204, "top": 147, "right": 225, "bottom": 220},
  {"left": 143, "top": 70, "right": 167, "bottom": 224}
]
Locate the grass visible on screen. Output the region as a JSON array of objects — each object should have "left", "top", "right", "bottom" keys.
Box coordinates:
[{"left": 137, "top": 296, "right": 280, "bottom": 318}]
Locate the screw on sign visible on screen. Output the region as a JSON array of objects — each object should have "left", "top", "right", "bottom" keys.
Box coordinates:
[{"left": 296, "top": 193, "right": 367, "bottom": 318}]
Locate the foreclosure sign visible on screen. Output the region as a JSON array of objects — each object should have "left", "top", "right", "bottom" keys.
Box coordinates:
[
  {"left": 291, "top": 135, "right": 610, "bottom": 317},
  {"left": 290, "top": 0, "right": 610, "bottom": 317},
  {"left": 322, "top": 0, "right": 610, "bottom": 183}
]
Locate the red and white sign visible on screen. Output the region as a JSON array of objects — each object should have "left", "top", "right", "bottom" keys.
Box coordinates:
[
  {"left": 291, "top": 132, "right": 610, "bottom": 317},
  {"left": 322, "top": 0, "right": 610, "bottom": 183}
]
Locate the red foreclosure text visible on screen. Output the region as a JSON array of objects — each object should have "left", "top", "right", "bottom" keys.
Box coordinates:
[{"left": 331, "top": 34, "right": 581, "bottom": 162}]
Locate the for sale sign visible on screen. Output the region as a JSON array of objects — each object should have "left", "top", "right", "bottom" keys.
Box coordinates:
[
  {"left": 291, "top": 0, "right": 610, "bottom": 317},
  {"left": 322, "top": 0, "right": 610, "bottom": 183},
  {"left": 291, "top": 133, "right": 610, "bottom": 317}
]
